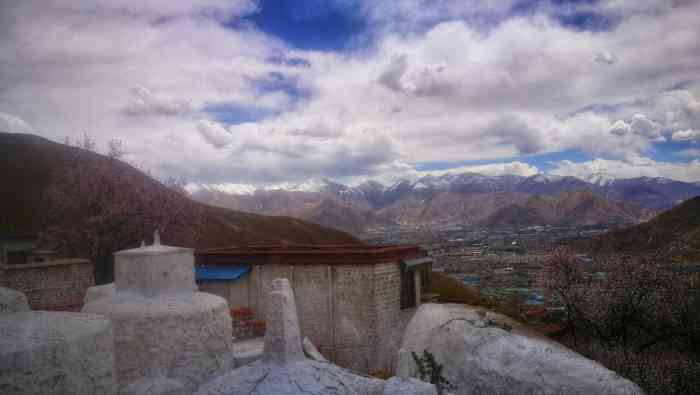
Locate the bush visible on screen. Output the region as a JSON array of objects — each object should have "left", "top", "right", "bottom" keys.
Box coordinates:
[{"left": 411, "top": 350, "right": 456, "bottom": 395}]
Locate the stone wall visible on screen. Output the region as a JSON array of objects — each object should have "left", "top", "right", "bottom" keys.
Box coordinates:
[
  {"left": 207, "top": 261, "right": 407, "bottom": 373},
  {"left": 0, "top": 259, "right": 93, "bottom": 310},
  {"left": 332, "top": 264, "right": 376, "bottom": 372},
  {"left": 372, "top": 262, "right": 402, "bottom": 373},
  {"left": 293, "top": 264, "right": 332, "bottom": 357}
]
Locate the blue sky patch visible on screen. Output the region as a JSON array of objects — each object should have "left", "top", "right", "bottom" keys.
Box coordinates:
[
  {"left": 242, "top": 0, "right": 369, "bottom": 51},
  {"left": 203, "top": 102, "right": 280, "bottom": 125}
]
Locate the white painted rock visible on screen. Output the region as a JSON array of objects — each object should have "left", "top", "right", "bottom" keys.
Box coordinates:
[
  {"left": 0, "top": 285, "right": 29, "bottom": 312},
  {"left": 120, "top": 377, "right": 184, "bottom": 395},
  {"left": 0, "top": 311, "right": 116, "bottom": 395},
  {"left": 383, "top": 377, "right": 437, "bottom": 395},
  {"left": 400, "top": 303, "right": 644, "bottom": 395},
  {"left": 85, "top": 282, "right": 116, "bottom": 304}
]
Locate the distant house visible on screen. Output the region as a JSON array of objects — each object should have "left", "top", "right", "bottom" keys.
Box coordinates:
[{"left": 195, "top": 244, "right": 432, "bottom": 373}]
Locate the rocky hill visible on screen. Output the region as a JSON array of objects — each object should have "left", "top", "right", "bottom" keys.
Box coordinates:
[
  {"left": 588, "top": 196, "right": 700, "bottom": 262},
  {"left": 0, "top": 132, "right": 359, "bottom": 282},
  {"left": 479, "top": 191, "right": 651, "bottom": 229}
]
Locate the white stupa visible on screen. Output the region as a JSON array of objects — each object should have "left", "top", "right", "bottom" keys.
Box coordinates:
[{"left": 82, "top": 231, "right": 233, "bottom": 393}]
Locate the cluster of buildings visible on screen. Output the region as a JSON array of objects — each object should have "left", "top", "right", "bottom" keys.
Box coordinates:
[
  {"left": 1, "top": 231, "right": 435, "bottom": 376},
  {"left": 1, "top": 234, "right": 437, "bottom": 395}
]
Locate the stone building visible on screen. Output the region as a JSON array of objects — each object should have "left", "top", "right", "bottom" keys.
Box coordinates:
[{"left": 195, "top": 244, "right": 433, "bottom": 373}]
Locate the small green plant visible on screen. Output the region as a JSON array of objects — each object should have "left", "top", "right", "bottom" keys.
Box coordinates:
[{"left": 411, "top": 350, "right": 457, "bottom": 395}]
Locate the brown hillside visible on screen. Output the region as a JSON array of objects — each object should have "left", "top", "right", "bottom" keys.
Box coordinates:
[
  {"left": 588, "top": 196, "right": 700, "bottom": 262},
  {"left": 479, "top": 191, "right": 651, "bottom": 229},
  {"left": 0, "top": 132, "right": 360, "bottom": 282}
]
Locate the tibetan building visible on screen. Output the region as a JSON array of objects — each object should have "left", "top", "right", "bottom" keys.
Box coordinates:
[{"left": 195, "top": 244, "right": 433, "bottom": 373}]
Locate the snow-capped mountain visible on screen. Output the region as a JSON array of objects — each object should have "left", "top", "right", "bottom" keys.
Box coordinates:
[
  {"left": 583, "top": 172, "right": 616, "bottom": 187},
  {"left": 184, "top": 178, "right": 345, "bottom": 196},
  {"left": 183, "top": 171, "right": 700, "bottom": 233}
]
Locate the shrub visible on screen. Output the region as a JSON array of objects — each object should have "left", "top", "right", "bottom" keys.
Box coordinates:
[{"left": 411, "top": 350, "right": 456, "bottom": 395}]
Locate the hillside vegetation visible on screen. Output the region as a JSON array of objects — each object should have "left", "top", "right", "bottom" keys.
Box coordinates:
[{"left": 588, "top": 196, "right": 700, "bottom": 262}]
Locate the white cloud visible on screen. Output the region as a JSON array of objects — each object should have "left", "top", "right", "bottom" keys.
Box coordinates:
[
  {"left": 196, "top": 120, "right": 232, "bottom": 148},
  {"left": 594, "top": 50, "right": 618, "bottom": 65},
  {"left": 551, "top": 157, "right": 700, "bottom": 183},
  {"left": 671, "top": 129, "right": 700, "bottom": 141},
  {"left": 0, "top": 0, "right": 699, "bottom": 184},
  {"left": 0, "top": 112, "right": 34, "bottom": 133},
  {"left": 123, "top": 86, "right": 192, "bottom": 117},
  {"left": 422, "top": 161, "right": 540, "bottom": 178},
  {"left": 678, "top": 148, "right": 700, "bottom": 158}
]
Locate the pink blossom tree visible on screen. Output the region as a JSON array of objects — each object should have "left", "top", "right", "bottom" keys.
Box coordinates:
[{"left": 42, "top": 146, "right": 197, "bottom": 283}]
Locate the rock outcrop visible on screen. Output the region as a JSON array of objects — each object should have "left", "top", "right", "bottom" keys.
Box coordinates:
[
  {"left": 399, "top": 303, "right": 643, "bottom": 395},
  {"left": 196, "top": 279, "right": 436, "bottom": 395}
]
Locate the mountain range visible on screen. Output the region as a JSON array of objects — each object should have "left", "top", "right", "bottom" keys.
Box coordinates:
[{"left": 185, "top": 172, "right": 700, "bottom": 233}]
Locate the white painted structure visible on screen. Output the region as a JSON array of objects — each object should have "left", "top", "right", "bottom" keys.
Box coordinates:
[
  {"left": 82, "top": 232, "right": 233, "bottom": 393},
  {"left": 196, "top": 279, "right": 436, "bottom": 395}
]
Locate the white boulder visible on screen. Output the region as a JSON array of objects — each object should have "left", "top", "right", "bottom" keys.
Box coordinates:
[
  {"left": 400, "top": 303, "right": 643, "bottom": 395},
  {"left": 0, "top": 285, "right": 29, "bottom": 312}
]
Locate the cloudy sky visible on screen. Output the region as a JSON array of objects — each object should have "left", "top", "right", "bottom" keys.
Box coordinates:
[{"left": 1, "top": 0, "right": 700, "bottom": 185}]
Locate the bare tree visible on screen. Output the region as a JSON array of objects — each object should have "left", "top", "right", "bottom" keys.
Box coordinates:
[
  {"left": 538, "top": 248, "right": 587, "bottom": 333},
  {"left": 106, "top": 138, "right": 126, "bottom": 159},
  {"left": 78, "top": 133, "right": 96, "bottom": 151}
]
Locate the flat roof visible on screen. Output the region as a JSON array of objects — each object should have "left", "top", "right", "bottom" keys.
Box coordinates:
[{"left": 196, "top": 244, "right": 425, "bottom": 266}]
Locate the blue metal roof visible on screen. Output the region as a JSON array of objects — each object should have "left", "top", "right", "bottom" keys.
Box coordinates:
[{"left": 195, "top": 265, "right": 251, "bottom": 282}]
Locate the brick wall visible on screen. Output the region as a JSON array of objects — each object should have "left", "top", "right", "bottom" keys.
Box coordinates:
[{"left": 0, "top": 259, "right": 94, "bottom": 310}]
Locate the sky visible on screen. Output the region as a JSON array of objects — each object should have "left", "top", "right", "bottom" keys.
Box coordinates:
[{"left": 1, "top": 0, "right": 700, "bottom": 186}]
